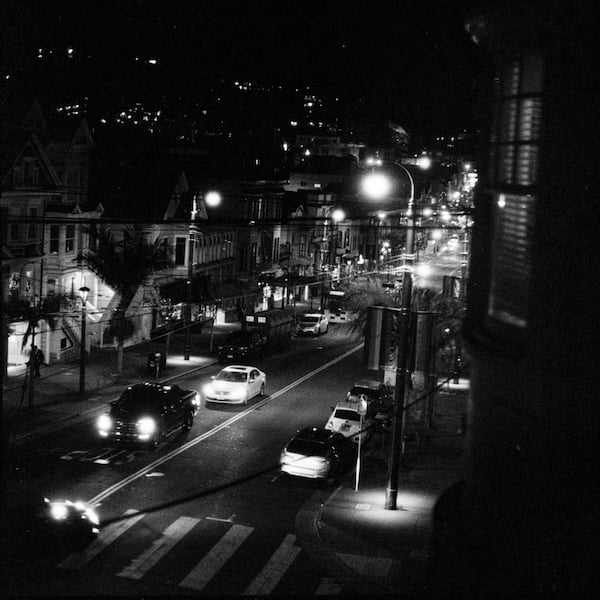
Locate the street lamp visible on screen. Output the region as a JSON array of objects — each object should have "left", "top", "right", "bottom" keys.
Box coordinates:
[
  {"left": 185, "top": 191, "right": 221, "bottom": 360},
  {"left": 329, "top": 207, "right": 345, "bottom": 268},
  {"left": 361, "top": 163, "right": 417, "bottom": 511},
  {"left": 79, "top": 286, "right": 89, "bottom": 397}
]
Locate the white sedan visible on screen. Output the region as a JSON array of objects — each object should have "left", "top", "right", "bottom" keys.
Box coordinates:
[
  {"left": 203, "top": 365, "right": 266, "bottom": 405},
  {"left": 296, "top": 313, "right": 329, "bottom": 335}
]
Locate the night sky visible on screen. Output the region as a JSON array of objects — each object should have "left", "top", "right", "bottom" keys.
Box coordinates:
[{"left": 2, "top": 0, "right": 485, "bottom": 140}]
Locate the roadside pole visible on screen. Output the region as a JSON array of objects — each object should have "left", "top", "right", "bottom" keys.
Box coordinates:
[{"left": 355, "top": 396, "right": 368, "bottom": 491}]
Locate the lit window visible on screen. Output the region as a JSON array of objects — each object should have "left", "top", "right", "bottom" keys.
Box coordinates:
[
  {"left": 65, "top": 225, "right": 75, "bottom": 253},
  {"left": 488, "top": 193, "right": 535, "bottom": 327},
  {"left": 486, "top": 51, "right": 543, "bottom": 329}
]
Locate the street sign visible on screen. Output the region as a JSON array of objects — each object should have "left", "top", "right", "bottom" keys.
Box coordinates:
[{"left": 357, "top": 395, "right": 368, "bottom": 415}]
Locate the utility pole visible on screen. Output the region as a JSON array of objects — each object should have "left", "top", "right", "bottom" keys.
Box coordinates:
[
  {"left": 79, "top": 286, "right": 89, "bottom": 397},
  {"left": 385, "top": 169, "right": 416, "bottom": 511}
]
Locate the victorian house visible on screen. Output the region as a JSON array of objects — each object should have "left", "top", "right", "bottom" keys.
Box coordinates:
[{"left": 1, "top": 102, "right": 105, "bottom": 372}]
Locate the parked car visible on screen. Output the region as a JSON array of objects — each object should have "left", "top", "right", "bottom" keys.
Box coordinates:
[
  {"left": 347, "top": 379, "right": 393, "bottom": 414},
  {"left": 2, "top": 485, "right": 99, "bottom": 564},
  {"left": 96, "top": 382, "right": 200, "bottom": 448},
  {"left": 325, "top": 400, "right": 377, "bottom": 443},
  {"left": 203, "top": 365, "right": 266, "bottom": 405},
  {"left": 296, "top": 312, "right": 329, "bottom": 335},
  {"left": 217, "top": 330, "right": 267, "bottom": 363},
  {"left": 279, "top": 427, "right": 354, "bottom": 482}
]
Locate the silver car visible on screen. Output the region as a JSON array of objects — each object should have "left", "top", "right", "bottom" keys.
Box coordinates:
[
  {"left": 296, "top": 313, "right": 329, "bottom": 335},
  {"left": 203, "top": 365, "right": 266, "bottom": 405}
]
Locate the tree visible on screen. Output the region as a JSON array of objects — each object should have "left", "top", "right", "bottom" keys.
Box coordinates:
[
  {"left": 5, "top": 295, "right": 57, "bottom": 409},
  {"left": 77, "top": 226, "right": 169, "bottom": 373},
  {"left": 345, "top": 274, "right": 465, "bottom": 354}
]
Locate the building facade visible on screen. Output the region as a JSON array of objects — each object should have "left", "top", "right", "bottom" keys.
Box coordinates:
[{"left": 429, "top": 2, "right": 600, "bottom": 595}]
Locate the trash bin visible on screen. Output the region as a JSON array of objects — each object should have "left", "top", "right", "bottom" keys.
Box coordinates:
[{"left": 147, "top": 352, "right": 166, "bottom": 377}]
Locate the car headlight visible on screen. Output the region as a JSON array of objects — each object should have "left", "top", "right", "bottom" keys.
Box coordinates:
[
  {"left": 229, "top": 387, "right": 246, "bottom": 400},
  {"left": 49, "top": 501, "right": 69, "bottom": 520},
  {"left": 97, "top": 414, "right": 113, "bottom": 432},
  {"left": 202, "top": 383, "right": 213, "bottom": 396},
  {"left": 83, "top": 505, "right": 100, "bottom": 526},
  {"left": 326, "top": 421, "right": 333, "bottom": 429},
  {"left": 136, "top": 417, "right": 157, "bottom": 435},
  {"left": 240, "top": 346, "right": 249, "bottom": 352},
  {"left": 192, "top": 393, "right": 201, "bottom": 407}
]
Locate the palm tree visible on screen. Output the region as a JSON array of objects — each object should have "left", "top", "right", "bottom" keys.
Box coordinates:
[
  {"left": 77, "top": 225, "right": 169, "bottom": 373},
  {"left": 345, "top": 274, "right": 465, "bottom": 354},
  {"left": 5, "top": 294, "right": 57, "bottom": 408}
]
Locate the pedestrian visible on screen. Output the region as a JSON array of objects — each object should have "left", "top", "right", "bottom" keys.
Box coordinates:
[
  {"left": 33, "top": 347, "right": 44, "bottom": 379},
  {"left": 453, "top": 354, "right": 462, "bottom": 384}
]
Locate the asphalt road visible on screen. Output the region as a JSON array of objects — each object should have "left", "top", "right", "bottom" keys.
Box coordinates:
[{"left": 6, "top": 326, "right": 368, "bottom": 597}]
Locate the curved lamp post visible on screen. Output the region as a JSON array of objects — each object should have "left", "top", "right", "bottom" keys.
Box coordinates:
[
  {"left": 185, "top": 190, "right": 221, "bottom": 360},
  {"left": 361, "top": 163, "right": 417, "bottom": 511},
  {"left": 79, "top": 286, "right": 89, "bottom": 398},
  {"left": 329, "top": 207, "right": 346, "bottom": 268}
]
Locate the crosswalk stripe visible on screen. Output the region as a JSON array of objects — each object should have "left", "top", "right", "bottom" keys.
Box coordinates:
[
  {"left": 242, "top": 533, "right": 301, "bottom": 595},
  {"left": 179, "top": 523, "right": 253, "bottom": 591},
  {"left": 58, "top": 509, "right": 144, "bottom": 570},
  {"left": 118, "top": 516, "right": 200, "bottom": 580},
  {"left": 336, "top": 552, "right": 393, "bottom": 577},
  {"left": 315, "top": 577, "right": 343, "bottom": 595}
]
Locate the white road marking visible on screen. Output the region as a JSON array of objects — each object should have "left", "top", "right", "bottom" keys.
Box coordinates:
[
  {"left": 315, "top": 577, "right": 343, "bottom": 595},
  {"left": 242, "top": 533, "right": 301, "bottom": 595},
  {"left": 118, "top": 516, "right": 200, "bottom": 580},
  {"left": 87, "top": 344, "right": 362, "bottom": 506},
  {"left": 58, "top": 509, "right": 144, "bottom": 570},
  {"left": 179, "top": 523, "right": 253, "bottom": 591},
  {"left": 336, "top": 553, "right": 393, "bottom": 577}
]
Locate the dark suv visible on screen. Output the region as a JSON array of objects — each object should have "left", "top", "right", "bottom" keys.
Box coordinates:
[
  {"left": 218, "top": 330, "right": 267, "bottom": 363},
  {"left": 96, "top": 382, "right": 201, "bottom": 448},
  {"left": 347, "top": 379, "right": 393, "bottom": 414}
]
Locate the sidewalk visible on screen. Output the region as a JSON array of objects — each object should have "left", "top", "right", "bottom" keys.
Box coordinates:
[
  {"left": 1, "top": 322, "right": 238, "bottom": 447},
  {"left": 297, "top": 379, "right": 468, "bottom": 596}
]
